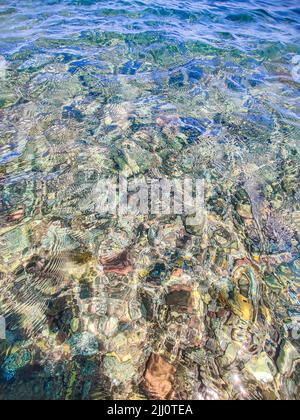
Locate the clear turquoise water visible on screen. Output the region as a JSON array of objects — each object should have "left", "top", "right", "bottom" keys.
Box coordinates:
[{"left": 0, "top": 0, "right": 300, "bottom": 400}]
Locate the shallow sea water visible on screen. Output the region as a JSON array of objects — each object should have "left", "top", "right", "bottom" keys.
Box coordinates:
[{"left": 0, "top": 0, "right": 300, "bottom": 400}]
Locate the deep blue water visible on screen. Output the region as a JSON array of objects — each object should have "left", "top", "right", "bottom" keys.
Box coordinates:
[{"left": 1, "top": 1, "right": 300, "bottom": 57}]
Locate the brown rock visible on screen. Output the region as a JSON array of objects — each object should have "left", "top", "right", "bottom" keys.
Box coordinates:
[
  {"left": 144, "top": 353, "right": 176, "bottom": 400},
  {"left": 99, "top": 250, "right": 133, "bottom": 276},
  {"left": 7, "top": 205, "right": 24, "bottom": 223},
  {"left": 166, "top": 285, "right": 193, "bottom": 313}
]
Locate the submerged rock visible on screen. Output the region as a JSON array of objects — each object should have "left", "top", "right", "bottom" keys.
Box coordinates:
[
  {"left": 166, "top": 285, "right": 193, "bottom": 313},
  {"left": 143, "top": 354, "right": 176, "bottom": 400},
  {"left": 229, "top": 259, "right": 259, "bottom": 323},
  {"left": 99, "top": 250, "right": 133, "bottom": 276},
  {"left": 276, "top": 340, "right": 300, "bottom": 376},
  {"left": 102, "top": 354, "right": 137, "bottom": 386},
  {"left": 6, "top": 206, "right": 25, "bottom": 223},
  {"left": 245, "top": 352, "right": 276, "bottom": 384},
  {"left": 68, "top": 333, "right": 99, "bottom": 357}
]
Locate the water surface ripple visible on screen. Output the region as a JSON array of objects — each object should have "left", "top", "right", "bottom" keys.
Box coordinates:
[{"left": 0, "top": 0, "right": 300, "bottom": 400}]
